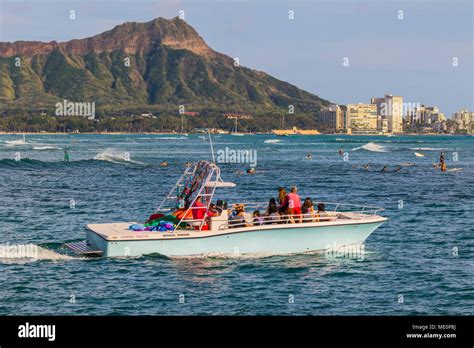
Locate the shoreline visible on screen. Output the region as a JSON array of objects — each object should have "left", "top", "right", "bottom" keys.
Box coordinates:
[{"left": 0, "top": 132, "right": 466, "bottom": 136}]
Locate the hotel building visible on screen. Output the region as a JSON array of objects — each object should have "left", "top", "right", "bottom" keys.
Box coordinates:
[{"left": 346, "top": 103, "right": 378, "bottom": 133}]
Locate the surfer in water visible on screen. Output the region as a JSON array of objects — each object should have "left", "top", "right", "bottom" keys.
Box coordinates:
[
  {"left": 63, "top": 150, "right": 69, "bottom": 162},
  {"left": 439, "top": 152, "right": 447, "bottom": 172}
]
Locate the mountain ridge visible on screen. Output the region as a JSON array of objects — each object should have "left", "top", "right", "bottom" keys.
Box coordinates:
[{"left": 0, "top": 17, "right": 331, "bottom": 116}]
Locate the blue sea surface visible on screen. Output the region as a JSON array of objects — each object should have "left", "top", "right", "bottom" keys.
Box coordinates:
[{"left": 0, "top": 134, "right": 472, "bottom": 315}]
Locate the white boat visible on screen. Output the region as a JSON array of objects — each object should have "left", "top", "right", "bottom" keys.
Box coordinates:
[
  {"left": 65, "top": 161, "right": 387, "bottom": 257},
  {"left": 230, "top": 118, "right": 245, "bottom": 136}
]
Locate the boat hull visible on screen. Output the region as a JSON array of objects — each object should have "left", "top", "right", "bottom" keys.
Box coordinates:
[{"left": 86, "top": 220, "right": 385, "bottom": 257}]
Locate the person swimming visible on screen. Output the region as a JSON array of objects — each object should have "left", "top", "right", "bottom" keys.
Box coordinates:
[
  {"left": 339, "top": 148, "right": 343, "bottom": 156},
  {"left": 160, "top": 161, "right": 168, "bottom": 167},
  {"left": 246, "top": 167, "right": 256, "bottom": 174},
  {"left": 63, "top": 150, "right": 69, "bottom": 162},
  {"left": 306, "top": 154, "right": 312, "bottom": 160}
]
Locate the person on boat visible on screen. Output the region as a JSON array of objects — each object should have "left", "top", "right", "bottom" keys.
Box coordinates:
[
  {"left": 315, "top": 203, "right": 326, "bottom": 222},
  {"left": 287, "top": 186, "right": 302, "bottom": 223},
  {"left": 216, "top": 199, "right": 227, "bottom": 214},
  {"left": 253, "top": 210, "right": 264, "bottom": 225},
  {"left": 301, "top": 197, "right": 315, "bottom": 222},
  {"left": 191, "top": 196, "right": 211, "bottom": 230},
  {"left": 208, "top": 203, "right": 219, "bottom": 217},
  {"left": 229, "top": 204, "right": 249, "bottom": 227},
  {"left": 277, "top": 187, "right": 289, "bottom": 215},
  {"left": 266, "top": 198, "right": 278, "bottom": 214},
  {"left": 63, "top": 150, "right": 69, "bottom": 162},
  {"left": 266, "top": 202, "right": 280, "bottom": 224},
  {"left": 265, "top": 203, "right": 280, "bottom": 224}
]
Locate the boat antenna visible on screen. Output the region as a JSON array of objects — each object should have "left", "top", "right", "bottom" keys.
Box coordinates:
[{"left": 208, "top": 129, "right": 216, "bottom": 163}]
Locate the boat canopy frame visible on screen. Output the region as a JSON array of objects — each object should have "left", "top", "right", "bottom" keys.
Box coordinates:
[{"left": 155, "top": 160, "right": 232, "bottom": 231}]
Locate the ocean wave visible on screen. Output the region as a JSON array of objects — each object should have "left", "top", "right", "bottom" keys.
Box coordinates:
[
  {"left": 33, "top": 146, "right": 62, "bottom": 151},
  {"left": 352, "top": 142, "right": 389, "bottom": 152},
  {"left": 264, "top": 139, "right": 282, "bottom": 144},
  {"left": 3, "top": 140, "right": 30, "bottom": 147},
  {"left": 153, "top": 136, "right": 188, "bottom": 140},
  {"left": 409, "top": 147, "right": 445, "bottom": 151},
  {"left": 93, "top": 150, "right": 146, "bottom": 165}
]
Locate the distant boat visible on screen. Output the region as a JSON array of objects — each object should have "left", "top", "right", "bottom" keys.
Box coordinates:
[
  {"left": 230, "top": 118, "right": 245, "bottom": 136},
  {"left": 5, "top": 134, "right": 28, "bottom": 146}
]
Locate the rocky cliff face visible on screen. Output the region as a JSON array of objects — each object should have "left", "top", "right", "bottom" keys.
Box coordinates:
[
  {"left": 0, "top": 18, "right": 215, "bottom": 58},
  {"left": 0, "top": 17, "right": 329, "bottom": 112}
]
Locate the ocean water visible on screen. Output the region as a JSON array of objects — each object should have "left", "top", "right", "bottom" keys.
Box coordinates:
[{"left": 0, "top": 134, "right": 472, "bottom": 315}]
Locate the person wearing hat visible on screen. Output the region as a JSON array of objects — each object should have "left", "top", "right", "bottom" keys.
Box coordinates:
[{"left": 230, "top": 204, "right": 249, "bottom": 228}]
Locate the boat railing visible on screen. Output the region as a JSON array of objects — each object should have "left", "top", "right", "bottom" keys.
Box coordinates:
[
  {"left": 217, "top": 213, "right": 339, "bottom": 230},
  {"left": 157, "top": 201, "right": 384, "bottom": 231},
  {"left": 231, "top": 201, "right": 384, "bottom": 216}
]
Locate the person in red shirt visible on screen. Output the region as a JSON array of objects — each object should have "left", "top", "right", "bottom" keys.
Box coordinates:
[
  {"left": 192, "top": 196, "right": 207, "bottom": 220},
  {"left": 191, "top": 196, "right": 217, "bottom": 231},
  {"left": 287, "top": 186, "right": 302, "bottom": 223}
]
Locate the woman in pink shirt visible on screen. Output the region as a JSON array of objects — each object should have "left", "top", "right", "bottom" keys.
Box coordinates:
[{"left": 287, "top": 186, "right": 302, "bottom": 223}]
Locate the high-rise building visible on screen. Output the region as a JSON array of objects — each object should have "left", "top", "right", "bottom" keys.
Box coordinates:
[
  {"left": 346, "top": 104, "right": 377, "bottom": 133},
  {"left": 371, "top": 94, "right": 403, "bottom": 133},
  {"left": 316, "top": 105, "right": 345, "bottom": 132},
  {"left": 453, "top": 109, "right": 473, "bottom": 134}
]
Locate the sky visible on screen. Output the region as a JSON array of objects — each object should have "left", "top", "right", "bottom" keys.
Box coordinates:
[{"left": 1, "top": 0, "right": 473, "bottom": 117}]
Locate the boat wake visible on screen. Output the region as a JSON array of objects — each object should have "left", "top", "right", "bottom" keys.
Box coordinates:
[{"left": 0, "top": 244, "right": 73, "bottom": 263}]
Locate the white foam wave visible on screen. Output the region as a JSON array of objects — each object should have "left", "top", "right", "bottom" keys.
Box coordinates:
[
  {"left": 410, "top": 147, "right": 445, "bottom": 151},
  {"left": 33, "top": 146, "right": 62, "bottom": 150},
  {"left": 155, "top": 136, "right": 188, "bottom": 140},
  {"left": 264, "top": 139, "right": 282, "bottom": 144},
  {"left": 4, "top": 140, "right": 29, "bottom": 147},
  {"left": 93, "top": 150, "right": 145, "bottom": 165},
  {"left": 172, "top": 251, "right": 277, "bottom": 260},
  {"left": 352, "top": 142, "right": 389, "bottom": 152}
]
